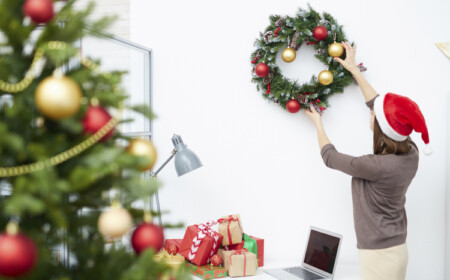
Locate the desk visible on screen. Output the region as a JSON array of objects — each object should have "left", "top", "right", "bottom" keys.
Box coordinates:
[{"left": 192, "top": 260, "right": 360, "bottom": 279}]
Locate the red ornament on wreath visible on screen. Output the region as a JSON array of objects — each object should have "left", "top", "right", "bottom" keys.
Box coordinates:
[
  {"left": 82, "top": 105, "right": 114, "bottom": 141},
  {"left": 313, "top": 25, "right": 328, "bottom": 41},
  {"left": 23, "top": 0, "right": 54, "bottom": 24},
  {"left": 0, "top": 223, "right": 38, "bottom": 278},
  {"left": 210, "top": 254, "right": 223, "bottom": 267},
  {"left": 131, "top": 222, "right": 165, "bottom": 255},
  {"left": 286, "top": 99, "right": 301, "bottom": 113},
  {"left": 255, "top": 62, "right": 269, "bottom": 77}
]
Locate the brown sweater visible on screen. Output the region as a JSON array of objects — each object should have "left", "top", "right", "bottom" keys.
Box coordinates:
[{"left": 320, "top": 97, "right": 419, "bottom": 249}]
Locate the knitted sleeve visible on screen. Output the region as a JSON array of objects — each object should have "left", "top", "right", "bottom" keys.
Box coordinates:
[
  {"left": 320, "top": 144, "right": 383, "bottom": 181},
  {"left": 366, "top": 94, "right": 379, "bottom": 110}
]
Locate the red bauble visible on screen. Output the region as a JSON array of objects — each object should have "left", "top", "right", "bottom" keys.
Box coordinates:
[
  {"left": 23, "top": 0, "right": 54, "bottom": 24},
  {"left": 255, "top": 62, "right": 269, "bottom": 77},
  {"left": 313, "top": 25, "right": 328, "bottom": 41},
  {"left": 82, "top": 105, "right": 114, "bottom": 141},
  {"left": 131, "top": 223, "right": 164, "bottom": 255},
  {"left": 210, "top": 254, "right": 223, "bottom": 266},
  {"left": 0, "top": 233, "right": 37, "bottom": 277},
  {"left": 286, "top": 100, "right": 301, "bottom": 113},
  {"left": 167, "top": 244, "right": 178, "bottom": 255}
]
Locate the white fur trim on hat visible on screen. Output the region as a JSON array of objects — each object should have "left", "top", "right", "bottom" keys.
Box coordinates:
[
  {"left": 373, "top": 94, "right": 408, "bottom": 142},
  {"left": 423, "top": 144, "right": 433, "bottom": 156}
]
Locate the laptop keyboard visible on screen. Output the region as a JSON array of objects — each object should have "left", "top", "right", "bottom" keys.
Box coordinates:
[{"left": 283, "top": 267, "right": 325, "bottom": 280}]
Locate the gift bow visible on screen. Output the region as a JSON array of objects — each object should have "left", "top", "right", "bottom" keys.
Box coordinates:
[
  {"left": 229, "top": 248, "right": 249, "bottom": 276},
  {"left": 217, "top": 215, "right": 241, "bottom": 244},
  {"left": 188, "top": 221, "right": 220, "bottom": 263}
]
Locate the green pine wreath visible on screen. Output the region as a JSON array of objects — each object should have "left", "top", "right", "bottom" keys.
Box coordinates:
[{"left": 251, "top": 5, "right": 355, "bottom": 113}]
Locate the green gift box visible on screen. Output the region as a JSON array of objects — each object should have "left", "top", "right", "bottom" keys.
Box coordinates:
[{"left": 186, "top": 263, "right": 228, "bottom": 279}]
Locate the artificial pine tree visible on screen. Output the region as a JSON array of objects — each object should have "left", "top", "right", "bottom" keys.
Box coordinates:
[{"left": 0, "top": 0, "right": 189, "bottom": 279}]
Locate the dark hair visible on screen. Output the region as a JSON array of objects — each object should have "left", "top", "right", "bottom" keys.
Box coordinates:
[{"left": 373, "top": 117, "right": 411, "bottom": 155}]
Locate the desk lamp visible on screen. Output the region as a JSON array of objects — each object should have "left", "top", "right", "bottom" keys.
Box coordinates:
[{"left": 150, "top": 134, "right": 202, "bottom": 224}]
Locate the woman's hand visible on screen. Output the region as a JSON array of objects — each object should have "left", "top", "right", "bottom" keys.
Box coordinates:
[
  {"left": 334, "top": 42, "right": 358, "bottom": 74},
  {"left": 304, "top": 103, "right": 331, "bottom": 149},
  {"left": 304, "top": 103, "right": 322, "bottom": 127}
]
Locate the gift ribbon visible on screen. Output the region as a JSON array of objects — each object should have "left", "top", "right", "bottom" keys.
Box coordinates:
[
  {"left": 217, "top": 215, "right": 241, "bottom": 244},
  {"left": 188, "top": 221, "right": 220, "bottom": 263},
  {"left": 229, "top": 248, "right": 248, "bottom": 277},
  {"left": 224, "top": 234, "right": 258, "bottom": 256}
]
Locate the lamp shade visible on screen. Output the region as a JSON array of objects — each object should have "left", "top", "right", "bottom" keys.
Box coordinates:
[{"left": 171, "top": 134, "right": 202, "bottom": 176}]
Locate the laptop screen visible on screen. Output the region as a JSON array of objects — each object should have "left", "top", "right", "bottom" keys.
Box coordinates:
[{"left": 303, "top": 229, "right": 340, "bottom": 274}]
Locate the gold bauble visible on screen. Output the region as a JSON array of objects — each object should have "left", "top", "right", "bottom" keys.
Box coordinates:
[
  {"left": 126, "top": 138, "right": 158, "bottom": 171},
  {"left": 281, "top": 47, "right": 296, "bottom": 63},
  {"left": 328, "top": 42, "right": 344, "bottom": 57},
  {"left": 98, "top": 204, "right": 133, "bottom": 238},
  {"left": 35, "top": 75, "right": 82, "bottom": 120},
  {"left": 318, "top": 70, "right": 334, "bottom": 85}
]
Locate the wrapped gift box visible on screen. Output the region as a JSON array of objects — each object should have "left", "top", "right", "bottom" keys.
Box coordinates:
[
  {"left": 224, "top": 234, "right": 264, "bottom": 267},
  {"left": 218, "top": 214, "right": 243, "bottom": 246},
  {"left": 186, "top": 263, "right": 227, "bottom": 279},
  {"left": 179, "top": 224, "right": 223, "bottom": 266},
  {"left": 218, "top": 249, "right": 257, "bottom": 277}
]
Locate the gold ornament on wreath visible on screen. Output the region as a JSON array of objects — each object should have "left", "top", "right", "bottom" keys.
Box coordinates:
[
  {"left": 281, "top": 36, "right": 296, "bottom": 63},
  {"left": 318, "top": 70, "right": 334, "bottom": 85},
  {"left": 250, "top": 5, "right": 359, "bottom": 114},
  {"left": 328, "top": 33, "right": 344, "bottom": 58}
]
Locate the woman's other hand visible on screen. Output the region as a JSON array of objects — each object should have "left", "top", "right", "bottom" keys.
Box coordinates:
[
  {"left": 304, "top": 103, "right": 322, "bottom": 127},
  {"left": 334, "top": 42, "right": 358, "bottom": 74},
  {"left": 304, "top": 103, "right": 331, "bottom": 149}
]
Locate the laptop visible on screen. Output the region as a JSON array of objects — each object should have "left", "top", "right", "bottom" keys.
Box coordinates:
[{"left": 265, "top": 227, "right": 343, "bottom": 280}]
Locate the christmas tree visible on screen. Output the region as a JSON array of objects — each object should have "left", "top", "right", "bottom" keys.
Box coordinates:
[{"left": 0, "top": 0, "right": 188, "bottom": 279}]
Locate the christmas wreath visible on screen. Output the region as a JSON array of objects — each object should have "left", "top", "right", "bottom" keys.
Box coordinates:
[{"left": 251, "top": 5, "right": 363, "bottom": 113}]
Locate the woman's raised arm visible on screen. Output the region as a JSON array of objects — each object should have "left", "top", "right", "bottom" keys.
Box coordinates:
[{"left": 334, "top": 42, "right": 378, "bottom": 102}]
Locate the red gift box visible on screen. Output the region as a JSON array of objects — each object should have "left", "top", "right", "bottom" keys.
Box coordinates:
[
  {"left": 179, "top": 224, "right": 223, "bottom": 266},
  {"left": 163, "top": 239, "right": 182, "bottom": 252},
  {"left": 224, "top": 235, "right": 264, "bottom": 267}
]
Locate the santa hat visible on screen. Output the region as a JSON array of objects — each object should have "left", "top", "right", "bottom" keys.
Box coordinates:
[{"left": 373, "top": 93, "right": 432, "bottom": 155}]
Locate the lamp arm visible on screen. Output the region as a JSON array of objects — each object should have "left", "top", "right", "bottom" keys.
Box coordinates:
[{"left": 151, "top": 149, "right": 177, "bottom": 177}]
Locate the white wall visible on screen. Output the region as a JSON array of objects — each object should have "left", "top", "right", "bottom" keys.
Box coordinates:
[
  {"left": 130, "top": 0, "right": 450, "bottom": 278},
  {"left": 447, "top": 92, "right": 450, "bottom": 280}
]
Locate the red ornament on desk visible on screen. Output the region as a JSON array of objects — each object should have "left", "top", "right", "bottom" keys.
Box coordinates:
[
  {"left": 313, "top": 25, "right": 328, "bottom": 41},
  {"left": 210, "top": 254, "right": 223, "bottom": 267},
  {"left": 131, "top": 222, "right": 164, "bottom": 255},
  {"left": 167, "top": 243, "right": 178, "bottom": 255},
  {"left": 0, "top": 224, "right": 38, "bottom": 277},
  {"left": 82, "top": 105, "right": 114, "bottom": 141},
  {"left": 23, "top": 0, "right": 54, "bottom": 24}
]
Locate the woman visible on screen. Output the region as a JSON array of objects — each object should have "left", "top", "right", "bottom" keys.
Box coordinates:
[{"left": 304, "top": 42, "right": 431, "bottom": 280}]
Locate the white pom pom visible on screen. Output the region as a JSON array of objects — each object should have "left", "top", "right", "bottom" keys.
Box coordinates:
[{"left": 423, "top": 144, "right": 433, "bottom": 156}]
